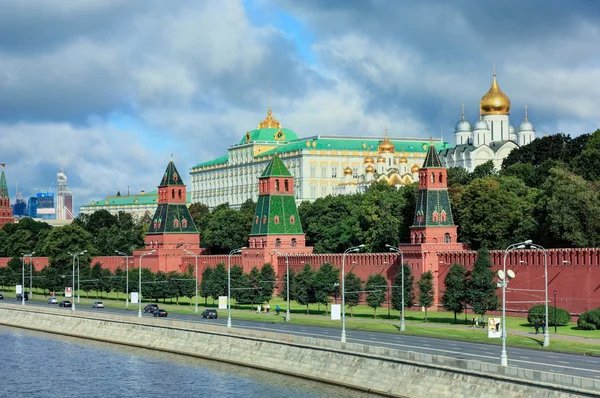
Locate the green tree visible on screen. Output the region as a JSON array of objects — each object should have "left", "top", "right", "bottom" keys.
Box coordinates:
[
  {"left": 246, "top": 266, "right": 264, "bottom": 309},
  {"left": 202, "top": 205, "right": 249, "bottom": 254},
  {"left": 199, "top": 266, "right": 214, "bottom": 306},
  {"left": 293, "top": 264, "right": 316, "bottom": 314},
  {"left": 313, "top": 262, "right": 339, "bottom": 315},
  {"left": 471, "top": 160, "right": 496, "bottom": 180},
  {"left": 210, "top": 263, "right": 228, "bottom": 301},
  {"left": 391, "top": 263, "right": 415, "bottom": 310},
  {"left": 230, "top": 265, "right": 247, "bottom": 306},
  {"left": 259, "top": 263, "right": 276, "bottom": 302},
  {"left": 279, "top": 269, "right": 296, "bottom": 302},
  {"left": 446, "top": 166, "right": 471, "bottom": 187},
  {"left": 188, "top": 202, "right": 211, "bottom": 245},
  {"left": 344, "top": 271, "right": 363, "bottom": 317},
  {"left": 365, "top": 274, "right": 387, "bottom": 319},
  {"left": 468, "top": 248, "right": 499, "bottom": 316},
  {"left": 571, "top": 129, "right": 600, "bottom": 181},
  {"left": 39, "top": 224, "right": 96, "bottom": 274},
  {"left": 502, "top": 133, "right": 589, "bottom": 169},
  {"left": 441, "top": 264, "right": 468, "bottom": 323},
  {"left": 417, "top": 271, "right": 435, "bottom": 322}
]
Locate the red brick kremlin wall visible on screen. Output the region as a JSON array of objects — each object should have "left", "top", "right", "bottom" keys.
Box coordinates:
[{"left": 2, "top": 248, "right": 599, "bottom": 316}]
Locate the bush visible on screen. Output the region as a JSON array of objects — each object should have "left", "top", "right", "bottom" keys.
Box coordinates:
[
  {"left": 527, "top": 305, "right": 570, "bottom": 326},
  {"left": 577, "top": 308, "right": 600, "bottom": 330}
]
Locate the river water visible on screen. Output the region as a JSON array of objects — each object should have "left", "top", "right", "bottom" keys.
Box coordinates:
[{"left": 0, "top": 326, "right": 369, "bottom": 398}]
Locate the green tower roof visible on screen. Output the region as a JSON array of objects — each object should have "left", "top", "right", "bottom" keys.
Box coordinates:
[
  {"left": 146, "top": 204, "right": 198, "bottom": 234},
  {"left": 260, "top": 154, "right": 292, "bottom": 178},
  {"left": 423, "top": 142, "right": 443, "bottom": 168},
  {"left": 250, "top": 195, "right": 304, "bottom": 235},
  {"left": 0, "top": 164, "right": 9, "bottom": 199},
  {"left": 160, "top": 158, "right": 185, "bottom": 187}
]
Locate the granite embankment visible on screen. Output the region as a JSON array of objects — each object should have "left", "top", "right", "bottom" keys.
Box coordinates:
[{"left": 0, "top": 305, "right": 597, "bottom": 398}]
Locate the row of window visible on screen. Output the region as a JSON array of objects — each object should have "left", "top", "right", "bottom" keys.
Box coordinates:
[
  {"left": 250, "top": 238, "right": 297, "bottom": 248},
  {"left": 255, "top": 215, "right": 296, "bottom": 225}
]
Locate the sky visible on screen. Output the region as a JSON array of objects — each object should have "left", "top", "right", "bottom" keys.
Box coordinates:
[{"left": 1, "top": 0, "right": 599, "bottom": 210}]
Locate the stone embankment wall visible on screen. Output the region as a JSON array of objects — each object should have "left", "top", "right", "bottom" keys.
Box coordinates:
[{"left": 0, "top": 305, "right": 598, "bottom": 398}]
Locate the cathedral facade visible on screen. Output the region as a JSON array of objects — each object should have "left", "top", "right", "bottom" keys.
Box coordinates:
[{"left": 438, "top": 73, "right": 536, "bottom": 171}]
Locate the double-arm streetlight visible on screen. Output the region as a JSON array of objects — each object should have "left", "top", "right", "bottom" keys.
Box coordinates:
[
  {"left": 273, "top": 251, "right": 291, "bottom": 322},
  {"left": 67, "top": 250, "right": 87, "bottom": 311},
  {"left": 386, "top": 245, "right": 405, "bottom": 332},
  {"left": 21, "top": 252, "right": 35, "bottom": 305},
  {"left": 527, "top": 242, "right": 549, "bottom": 347},
  {"left": 76, "top": 250, "right": 88, "bottom": 304},
  {"left": 341, "top": 244, "right": 365, "bottom": 343},
  {"left": 138, "top": 250, "right": 156, "bottom": 318},
  {"left": 115, "top": 250, "right": 131, "bottom": 308},
  {"left": 183, "top": 249, "right": 200, "bottom": 313},
  {"left": 227, "top": 247, "right": 245, "bottom": 329}
]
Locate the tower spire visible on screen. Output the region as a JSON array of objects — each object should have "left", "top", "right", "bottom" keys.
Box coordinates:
[
  {"left": 525, "top": 105, "right": 529, "bottom": 122},
  {"left": 461, "top": 104, "right": 465, "bottom": 120}
]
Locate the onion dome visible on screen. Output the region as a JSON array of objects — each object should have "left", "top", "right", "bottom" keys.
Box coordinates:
[
  {"left": 365, "top": 165, "right": 375, "bottom": 173},
  {"left": 480, "top": 74, "right": 510, "bottom": 115},
  {"left": 343, "top": 166, "right": 353, "bottom": 175},
  {"left": 258, "top": 108, "right": 281, "bottom": 129},
  {"left": 473, "top": 116, "right": 489, "bottom": 131},
  {"left": 399, "top": 157, "right": 408, "bottom": 163},
  {"left": 378, "top": 136, "right": 395, "bottom": 153},
  {"left": 376, "top": 156, "right": 386, "bottom": 163},
  {"left": 455, "top": 119, "right": 472, "bottom": 132},
  {"left": 411, "top": 165, "right": 419, "bottom": 173},
  {"left": 509, "top": 124, "right": 516, "bottom": 136},
  {"left": 363, "top": 155, "right": 375, "bottom": 164},
  {"left": 518, "top": 106, "right": 535, "bottom": 132}
]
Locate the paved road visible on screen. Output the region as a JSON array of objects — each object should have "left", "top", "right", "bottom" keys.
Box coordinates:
[{"left": 3, "top": 300, "right": 600, "bottom": 381}]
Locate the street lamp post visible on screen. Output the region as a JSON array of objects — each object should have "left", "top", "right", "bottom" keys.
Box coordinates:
[
  {"left": 138, "top": 250, "right": 156, "bottom": 318},
  {"left": 67, "top": 250, "right": 86, "bottom": 311},
  {"left": 341, "top": 244, "right": 365, "bottom": 343},
  {"left": 528, "top": 243, "right": 549, "bottom": 347},
  {"left": 184, "top": 249, "right": 200, "bottom": 314},
  {"left": 273, "top": 251, "right": 291, "bottom": 322},
  {"left": 76, "top": 250, "right": 87, "bottom": 304},
  {"left": 227, "top": 247, "right": 245, "bottom": 329},
  {"left": 386, "top": 245, "right": 405, "bottom": 332},
  {"left": 21, "top": 252, "right": 35, "bottom": 305},
  {"left": 29, "top": 255, "right": 34, "bottom": 299},
  {"left": 553, "top": 290, "right": 557, "bottom": 333},
  {"left": 115, "top": 250, "right": 130, "bottom": 308}
]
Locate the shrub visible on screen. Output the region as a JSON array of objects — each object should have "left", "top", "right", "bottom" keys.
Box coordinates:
[
  {"left": 527, "top": 305, "right": 570, "bottom": 326},
  {"left": 577, "top": 308, "right": 600, "bottom": 330}
]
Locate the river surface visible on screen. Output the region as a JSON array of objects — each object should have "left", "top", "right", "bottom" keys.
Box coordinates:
[{"left": 0, "top": 326, "right": 369, "bottom": 398}]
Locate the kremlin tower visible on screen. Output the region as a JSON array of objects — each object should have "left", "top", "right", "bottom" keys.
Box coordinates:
[{"left": 0, "top": 163, "right": 14, "bottom": 229}]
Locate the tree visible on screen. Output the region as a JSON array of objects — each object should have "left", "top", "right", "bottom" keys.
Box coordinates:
[
  {"left": 571, "top": 129, "right": 600, "bottom": 181},
  {"left": 279, "top": 269, "right": 296, "bottom": 302},
  {"left": 201, "top": 205, "right": 249, "bottom": 254},
  {"left": 365, "top": 274, "right": 387, "bottom": 318},
  {"left": 468, "top": 248, "right": 499, "bottom": 316},
  {"left": 441, "top": 264, "right": 468, "bottom": 323},
  {"left": 344, "top": 272, "right": 363, "bottom": 317},
  {"left": 313, "top": 262, "right": 339, "bottom": 315},
  {"left": 259, "top": 263, "right": 276, "bottom": 302},
  {"left": 210, "top": 263, "right": 228, "bottom": 301},
  {"left": 471, "top": 160, "right": 496, "bottom": 180},
  {"left": 446, "top": 166, "right": 471, "bottom": 187},
  {"left": 417, "top": 271, "right": 435, "bottom": 322},
  {"left": 229, "top": 265, "right": 247, "bottom": 306},
  {"left": 199, "top": 267, "right": 214, "bottom": 306},
  {"left": 188, "top": 202, "right": 211, "bottom": 244},
  {"left": 246, "top": 266, "right": 264, "bottom": 309},
  {"left": 293, "top": 264, "right": 316, "bottom": 314},
  {"left": 502, "top": 133, "right": 589, "bottom": 169},
  {"left": 391, "top": 263, "right": 414, "bottom": 310}
]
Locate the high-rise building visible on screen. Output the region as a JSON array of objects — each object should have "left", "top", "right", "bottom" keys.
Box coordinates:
[
  {"left": 0, "top": 163, "right": 15, "bottom": 228},
  {"left": 35, "top": 192, "right": 56, "bottom": 220},
  {"left": 56, "top": 170, "right": 74, "bottom": 220}
]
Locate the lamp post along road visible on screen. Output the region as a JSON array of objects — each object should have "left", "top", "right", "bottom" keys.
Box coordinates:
[
  {"left": 341, "top": 244, "right": 365, "bottom": 343},
  {"left": 29, "top": 256, "right": 33, "bottom": 299},
  {"left": 553, "top": 290, "right": 558, "bottom": 333},
  {"left": 67, "top": 251, "right": 86, "bottom": 312},
  {"left": 76, "top": 250, "right": 87, "bottom": 304},
  {"left": 529, "top": 243, "right": 550, "bottom": 347},
  {"left": 184, "top": 249, "right": 199, "bottom": 314},
  {"left": 21, "top": 252, "right": 34, "bottom": 305},
  {"left": 386, "top": 245, "right": 405, "bottom": 332},
  {"left": 115, "top": 250, "right": 130, "bottom": 308},
  {"left": 227, "top": 247, "right": 245, "bottom": 329},
  {"left": 138, "top": 250, "right": 156, "bottom": 318},
  {"left": 273, "top": 251, "right": 291, "bottom": 322}
]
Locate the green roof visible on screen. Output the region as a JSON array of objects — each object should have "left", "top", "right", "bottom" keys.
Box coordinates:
[
  {"left": 82, "top": 190, "right": 192, "bottom": 208},
  {"left": 260, "top": 155, "right": 292, "bottom": 178},
  {"left": 193, "top": 154, "right": 228, "bottom": 169},
  {"left": 160, "top": 159, "right": 185, "bottom": 186},
  {"left": 147, "top": 203, "right": 198, "bottom": 234},
  {"left": 250, "top": 195, "right": 304, "bottom": 235},
  {"left": 413, "top": 189, "right": 455, "bottom": 227},
  {"left": 239, "top": 127, "right": 299, "bottom": 144},
  {"left": 0, "top": 165, "right": 8, "bottom": 199},
  {"left": 423, "top": 143, "right": 443, "bottom": 168}
]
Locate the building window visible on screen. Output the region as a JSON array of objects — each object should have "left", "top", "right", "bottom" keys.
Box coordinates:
[
  {"left": 262, "top": 216, "right": 267, "bottom": 224},
  {"left": 291, "top": 238, "right": 297, "bottom": 247},
  {"left": 182, "top": 219, "right": 188, "bottom": 228},
  {"left": 420, "top": 233, "right": 425, "bottom": 243},
  {"left": 255, "top": 216, "right": 259, "bottom": 224},
  {"left": 275, "top": 238, "right": 281, "bottom": 248},
  {"left": 290, "top": 215, "right": 295, "bottom": 224},
  {"left": 321, "top": 166, "right": 327, "bottom": 178},
  {"left": 310, "top": 166, "right": 316, "bottom": 178},
  {"left": 310, "top": 186, "right": 316, "bottom": 198},
  {"left": 321, "top": 186, "right": 327, "bottom": 197},
  {"left": 441, "top": 210, "right": 447, "bottom": 222},
  {"left": 173, "top": 219, "right": 179, "bottom": 227},
  {"left": 332, "top": 167, "right": 338, "bottom": 178},
  {"left": 178, "top": 189, "right": 182, "bottom": 199},
  {"left": 431, "top": 173, "right": 435, "bottom": 183},
  {"left": 275, "top": 179, "right": 280, "bottom": 192},
  {"left": 172, "top": 189, "right": 175, "bottom": 199},
  {"left": 352, "top": 167, "right": 358, "bottom": 178},
  {"left": 439, "top": 173, "right": 443, "bottom": 183},
  {"left": 274, "top": 216, "right": 280, "bottom": 224},
  {"left": 444, "top": 233, "right": 451, "bottom": 243},
  {"left": 432, "top": 211, "right": 439, "bottom": 222},
  {"left": 284, "top": 179, "right": 289, "bottom": 192}
]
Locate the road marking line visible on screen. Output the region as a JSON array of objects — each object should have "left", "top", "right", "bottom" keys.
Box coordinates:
[
  {"left": 548, "top": 356, "right": 559, "bottom": 359},
  {"left": 520, "top": 356, "right": 530, "bottom": 359},
  {"left": 484, "top": 352, "right": 494, "bottom": 355},
  {"left": 558, "top": 361, "right": 570, "bottom": 364}
]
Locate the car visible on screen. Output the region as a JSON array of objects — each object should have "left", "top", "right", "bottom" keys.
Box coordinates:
[
  {"left": 153, "top": 309, "right": 168, "bottom": 317},
  {"left": 48, "top": 297, "right": 58, "bottom": 304},
  {"left": 92, "top": 301, "right": 105, "bottom": 308},
  {"left": 0, "top": 293, "right": 4, "bottom": 300},
  {"left": 59, "top": 300, "right": 72, "bottom": 308},
  {"left": 201, "top": 309, "right": 218, "bottom": 319},
  {"left": 16, "top": 293, "right": 28, "bottom": 301},
  {"left": 144, "top": 304, "right": 159, "bottom": 313}
]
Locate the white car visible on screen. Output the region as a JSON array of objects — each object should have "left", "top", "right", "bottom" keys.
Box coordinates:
[
  {"left": 48, "top": 297, "right": 58, "bottom": 304},
  {"left": 92, "top": 301, "right": 105, "bottom": 308}
]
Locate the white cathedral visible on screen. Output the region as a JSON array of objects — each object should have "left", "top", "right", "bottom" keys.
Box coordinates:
[{"left": 438, "top": 73, "right": 536, "bottom": 171}]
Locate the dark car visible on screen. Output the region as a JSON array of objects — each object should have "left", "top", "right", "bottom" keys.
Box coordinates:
[
  {"left": 153, "top": 309, "right": 168, "bottom": 318},
  {"left": 59, "top": 300, "right": 72, "bottom": 308},
  {"left": 144, "top": 304, "right": 159, "bottom": 313},
  {"left": 16, "top": 293, "right": 28, "bottom": 301},
  {"left": 201, "top": 309, "right": 218, "bottom": 319},
  {"left": 0, "top": 293, "right": 4, "bottom": 300}
]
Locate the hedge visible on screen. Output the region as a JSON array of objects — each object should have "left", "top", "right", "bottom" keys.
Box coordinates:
[
  {"left": 527, "top": 305, "right": 570, "bottom": 326},
  {"left": 577, "top": 308, "right": 600, "bottom": 330}
]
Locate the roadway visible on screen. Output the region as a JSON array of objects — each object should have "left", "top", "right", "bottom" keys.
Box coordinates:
[{"left": 2, "top": 299, "right": 599, "bottom": 381}]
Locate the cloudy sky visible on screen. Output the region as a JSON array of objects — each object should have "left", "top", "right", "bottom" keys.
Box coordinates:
[{"left": 1, "top": 0, "right": 599, "bottom": 210}]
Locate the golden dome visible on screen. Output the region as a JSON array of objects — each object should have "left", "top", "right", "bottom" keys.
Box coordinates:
[
  {"left": 376, "top": 156, "right": 386, "bottom": 163},
  {"left": 343, "top": 166, "right": 353, "bottom": 175},
  {"left": 411, "top": 165, "right": 419, "bottom": 173},
  {"left": 258, "top": 109, "right": 282, "bottom": 129},
  {"left": 399, "top": 157, "right": 408, "bottom": 164},
  {"left": 480, "top": 74, "right": 510, "bottom": 115},
  {"left": 365, "top": 165, "right": 375, "bottom": 173},
  {"left": 378, "top": 136, "right": 395, "bottom": 153},
  {"left": 363, "top": 156, "right": 374, "bottom": 164}
]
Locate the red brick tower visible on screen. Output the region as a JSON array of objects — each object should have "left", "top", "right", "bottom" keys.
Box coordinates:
[{"left": 0, "top": 163, "right": 14, "bottom": 229}]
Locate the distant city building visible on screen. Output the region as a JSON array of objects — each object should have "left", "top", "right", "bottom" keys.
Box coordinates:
[
  {"left": 80, "top": 189, "right": 192, "bottom": 220},
  {"left": 189, "top": 108, "right": 451, "bottom": 209},
  {"left": 0, "top": 163, "right": 15, "bottom": 228},
  {"left": 35, "top": 192, "right": 56, "bottom": 220},
  {"left": 26, "top": 196, "right": 37, "bottom": 218},
  {"left": 56, "top": 170, "right": 74, "bottom": 220},
  {"left": 438, "top": 73, "right": 536, "bottom": 171},
  {"left": 11, "top": 199, "right": 27, "bottom": 218}
]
